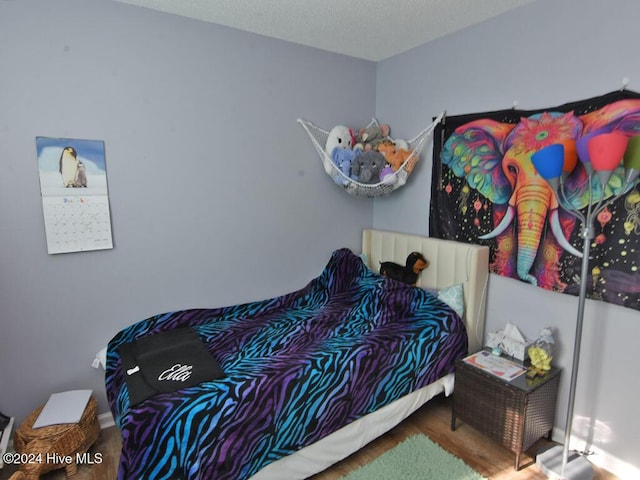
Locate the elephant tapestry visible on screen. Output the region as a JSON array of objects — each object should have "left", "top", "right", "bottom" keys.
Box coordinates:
[{"left": 429, "top": 90, "right": 640, "bottom": 312}]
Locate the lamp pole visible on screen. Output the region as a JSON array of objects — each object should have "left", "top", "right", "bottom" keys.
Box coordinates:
[
  {"left": 533, "top": 134, "right": 620, "bottom": 480},
  {"left": 532, "top": 132, "right": 639, "bottom": 479},
  {"left": 563, "top": 219, "right": 591, "bottom": 471},
  {"left": 536, "top": 194, "right": 595, "bottom": 480}
]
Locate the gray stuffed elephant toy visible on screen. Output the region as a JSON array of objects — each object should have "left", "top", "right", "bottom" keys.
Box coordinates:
[{"left": 351, "top": 151, "right": 385, "bottom": 184}]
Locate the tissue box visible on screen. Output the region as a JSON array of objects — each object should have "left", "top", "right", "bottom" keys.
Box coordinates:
[{"left": 486, "top": 331, "right": 533, "bottom": 365}]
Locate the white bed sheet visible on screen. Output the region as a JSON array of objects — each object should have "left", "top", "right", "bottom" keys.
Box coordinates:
[{"left": 250, "top": 373, "right": 455, "bottom": 480}]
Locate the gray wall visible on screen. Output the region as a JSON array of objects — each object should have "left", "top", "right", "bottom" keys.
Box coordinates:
[
  {"left": 0, "top": 0, "right": 375, "bottom": 424},
  {"left": 375, "top": 0, "right": 639, "bottom": 475}
]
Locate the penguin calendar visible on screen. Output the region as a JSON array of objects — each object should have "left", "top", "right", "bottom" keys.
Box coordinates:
[{"left": 36, "top": 137, "right": 114, "bottom": 254}]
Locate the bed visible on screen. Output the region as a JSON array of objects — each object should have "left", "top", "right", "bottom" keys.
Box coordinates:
[{"left": 105, "top": 229, "right": 489, "bottom": 480}]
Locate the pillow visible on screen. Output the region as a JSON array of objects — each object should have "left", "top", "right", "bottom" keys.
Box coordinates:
[{"left": 426, "top": 283, "right": 465, "bottom": 318}]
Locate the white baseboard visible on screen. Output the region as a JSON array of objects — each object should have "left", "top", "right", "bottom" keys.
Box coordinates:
[
  {"left": 98, "top": 411, "right": 115, "bottom": 429},
  {"left": 0, "top": 417, "right": 15, "bottom": 468},
  {"left": 551, "top": 427, "right": 640, "bottom": 480}
]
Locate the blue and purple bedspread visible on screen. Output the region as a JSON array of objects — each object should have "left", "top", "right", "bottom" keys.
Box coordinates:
[{"left": 106, "top": 248, "right": 468, "bottom": 480}]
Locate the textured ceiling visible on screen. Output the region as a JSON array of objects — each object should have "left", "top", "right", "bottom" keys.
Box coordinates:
[{"left": 113, "top": 0, "right": 535, "bottom": 61}]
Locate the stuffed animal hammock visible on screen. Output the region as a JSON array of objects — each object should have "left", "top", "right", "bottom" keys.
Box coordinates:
[{"left": 298, "top": 112, "right": 444, "bottom": 198}]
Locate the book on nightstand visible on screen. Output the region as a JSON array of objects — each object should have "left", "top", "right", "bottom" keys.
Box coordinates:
[
  {"left": 32, "top": 390, "right": 92, "bottom": 428},
  {"left": 463, "top": 350, "right": 527, "bottom": 381}
]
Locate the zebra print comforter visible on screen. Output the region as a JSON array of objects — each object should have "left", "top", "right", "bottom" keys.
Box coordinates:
[{"left": 105, "top": 248, "right": 468, "bottom": 480}]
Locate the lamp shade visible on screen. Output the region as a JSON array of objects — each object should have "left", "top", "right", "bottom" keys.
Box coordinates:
[
  {"left": 576, "top": 131, "right": 603, "bottom": 175},
  {"left": 588, "top": 132, "right": 628, "bottom": 172},
  {"left": 532, "top": 143, "right": 565, "bottom": 180},
  {"left": 560, "top": 139, "right": 578, "bottom": 177},
  {"left": 588, "top": 132, "right": 629, "bottom": 187},
  {"left": 532, "top": 144, "right": 564, "bottom": 192},
  {"left": 624, "top": 135, "right": 640, "bottom": 185}
]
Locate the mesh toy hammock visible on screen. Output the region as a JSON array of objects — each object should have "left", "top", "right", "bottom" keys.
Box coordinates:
[{"left": 298, "top": 112, "right": 444, "bottom": 198}]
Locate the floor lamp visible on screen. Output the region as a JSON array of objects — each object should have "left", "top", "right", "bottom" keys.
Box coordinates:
[{"left": 530, "top": 132, "right": 640, "bottom": 479}]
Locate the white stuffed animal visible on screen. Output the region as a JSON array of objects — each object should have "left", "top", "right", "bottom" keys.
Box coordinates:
[{"left": 325, "top": 125, "right": 354, "bottom": 156}]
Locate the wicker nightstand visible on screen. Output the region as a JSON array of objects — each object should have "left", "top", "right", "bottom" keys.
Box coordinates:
[
  {"left": 451, "top": 353, "right": 561, "bottom": 470},
  {"left": 9, "top": 396, "right": 99, "bottom": 480}
]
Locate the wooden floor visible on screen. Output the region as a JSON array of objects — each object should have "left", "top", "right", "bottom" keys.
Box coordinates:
[{"left": 1, "top": 395, "right": 617, "bottom": 480}]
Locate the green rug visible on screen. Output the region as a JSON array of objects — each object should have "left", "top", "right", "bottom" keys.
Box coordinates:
[{"left": 341, "top": 435, "right": 487, "bottom": 480}]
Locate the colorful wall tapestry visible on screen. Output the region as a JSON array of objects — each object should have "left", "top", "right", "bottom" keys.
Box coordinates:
[{"left": 429, "top": 90, "right": 640, "bottom": 312}]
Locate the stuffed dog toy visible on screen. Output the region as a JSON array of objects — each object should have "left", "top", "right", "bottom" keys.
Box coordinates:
[{"left": 379, "top": 252, "right": 428, "bottom": 286}]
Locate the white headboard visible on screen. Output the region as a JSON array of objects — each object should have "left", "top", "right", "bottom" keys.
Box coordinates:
[{"left": 362, "top": 229, "right": 490, "bottom": 354}]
